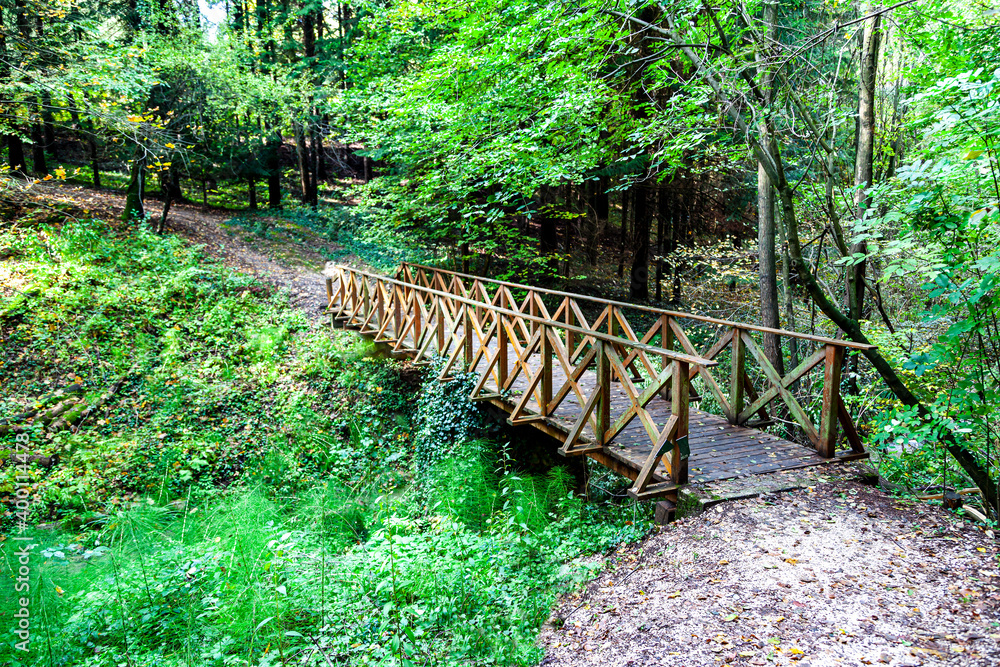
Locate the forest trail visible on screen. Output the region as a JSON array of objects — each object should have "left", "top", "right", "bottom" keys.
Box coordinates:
[
  {"left": 540, "top": 466, "right": 1000, "bottom": 667},
  {"left": 30, "top": 182, "right": 350, "bottom": 318}
]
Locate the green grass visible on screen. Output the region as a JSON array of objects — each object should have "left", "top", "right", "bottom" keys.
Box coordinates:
[{"left": 0, "top": 202, "right": 651, "bottom": 666}]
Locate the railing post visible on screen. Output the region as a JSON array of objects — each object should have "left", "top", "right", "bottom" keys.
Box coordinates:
[
  {"left": 360, "top": 277, "right": 369, "bottom": 326},
  {"left": 608, "top": 306, "right": 618, "bottom": 383},
  {"left": 660, "top": 315, "right": 674, "bottom": 400},
  {"left": 596, "top": 340, "right": 611, "bottom": 444},
  {"left": 540, "top": 324, "right": 552, "bottom": 415},
  {"left": 325, "top": 277, "right": 333, "bottom": 309},
  {"left": 564, "top": 297, "right": 575, "bottom": 362},
  {"left": 730, "top": 327, "right": 745, "bottom": 423},
  {"left": 463, "top": 304, "right": 473, "bottom": 370},
  {"left": 669, "top": 359, "right": 690, "bottom": 484},
  {"left": 351, "top": 272, "right": 359, "bottom": 323},
  {"left": 413, "top": 292, "right": 422, "bottom": 349},
  {"left": 529, "top": 290, "right": 537, "bottom": 335},
  {"left": 818, "top": 344, "right": 844, "bottom": 458},
  {"left": 376, "top": 280, "right": 385, "bottom": 331},
  {"left": 393, "top": 284, "right": 402, "bottom": 343},
  {"left": 435, "top": 296, "right": 445, "bottom": 354},
  {"left": 498, "top": 289, "right": 508, "bottom": 387}
]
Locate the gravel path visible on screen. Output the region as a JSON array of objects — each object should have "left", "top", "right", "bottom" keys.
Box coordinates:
[{"left": 540, "top": 468, "right": 999, "bottom": 667}]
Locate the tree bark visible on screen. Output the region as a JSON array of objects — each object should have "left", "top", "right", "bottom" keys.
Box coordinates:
[
  {"left": 122, "top": 156, "right": 145, "bottom": 221},
  {"left": 30, "top": 115, "right": 46, "bottom": 176},
  {"left": 266, "top": 132, "right": 281, "bottom": 208},
  {"left": 585, "top": 181, "right": 601, "bottom": 266},
  {"left": 539, "top": 185, "right": 559, "bottom": 259},
  {"left": 756, "top": 0, "right": 784, "bottom": 376},
  {"left": 630, "top": 186, "right": 650, "bottom": 301},
  {"left": 7, "top": 135, "right": 25, "bottom": 173},
  {"left": 89, "top": 138, "right": 101, "bottom": 189},
  {"left": 617, "top": 189, "right": 630, "bottom": 278},
  {"left": 655, "top": 188, "right": 666, "bottom": 302},
  {"left": 848, "top": 7, "right": 882, "bottom": 325},
  {"left": 248, "top": 177, "right": 258, "bottom": 210},
  {"left": 294, "top": 122, "right": 312, "bottom": 204}
]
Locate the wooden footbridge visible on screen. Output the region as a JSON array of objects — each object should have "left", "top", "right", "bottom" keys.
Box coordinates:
[{"left": 325, "top": 263, "right": 871, "bottom": 504}]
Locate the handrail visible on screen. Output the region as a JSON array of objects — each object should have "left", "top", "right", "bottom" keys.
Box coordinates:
[
  {"left": 335, "top": 265, "right": 717, "bottom": 368},
  {"left": 326, "top": 262, "right": 869, "bottom": 500},
  {"left": 399, "top": 262, "right": 877, "bottom": 351}
]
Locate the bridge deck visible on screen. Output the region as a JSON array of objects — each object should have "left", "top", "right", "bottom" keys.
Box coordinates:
[{"left": 492, "top": 344, "right": 848, "bottom": 486}]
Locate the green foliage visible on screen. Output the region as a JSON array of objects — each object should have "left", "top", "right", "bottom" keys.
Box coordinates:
[
  {"left": 0, "top": 206, "right": 650, "bottom": 666},
  {"left": 0, "top": 451, "right": 646, "bottom": 667},
  {"left": 412, "top": 362, "right": 485, "bottom": 480},
  {"left": 861, "top": 56, "right": 1000, "bottom": 507}
]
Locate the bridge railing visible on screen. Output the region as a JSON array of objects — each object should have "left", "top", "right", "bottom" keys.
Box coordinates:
[
  {"left": 327, "top": 264, "right": 717, "bottom": 499},
  {"left": 395, "top": 263, "right": 876, "bottom": 460}
]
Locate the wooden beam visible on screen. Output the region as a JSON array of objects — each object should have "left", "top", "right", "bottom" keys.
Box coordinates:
[{"left": 818, "top": 345, "right": 844, "bottom": 458}]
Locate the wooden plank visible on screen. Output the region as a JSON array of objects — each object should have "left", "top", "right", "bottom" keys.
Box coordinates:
[{"left": 596, "top": 341, "right": 611, "bottom": 444}]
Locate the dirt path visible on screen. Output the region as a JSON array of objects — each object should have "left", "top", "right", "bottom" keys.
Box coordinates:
[
  {"left": 31, "top": 183, "right": 347, "bottom": 317},
  {"left": 540, "top": 466, "right": 999, "bottom": 667}
]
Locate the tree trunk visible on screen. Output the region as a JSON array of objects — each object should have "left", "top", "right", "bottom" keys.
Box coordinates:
[
  {"left": 656, "top": 188, "right": 666, "bottom": 302},
  {"left": 629, "top": 186, "right": 650, "bottom": 301},
  {"left": 595, "top": 177, "right": 609, "bottom": 222},
  {"left": 122, "top": 157, "right": 145, "bottom": 221},
  {"left": 847, "top": 8, "right": 882, "bottom": 394},
  {"left": 294, "top": 122, "right": 312, "bottom": 204},
  {"left": 266, "top": 133, "right": 281, "bottom": 208},
  {"left": 585, "top": 181, "right": 601, "bottom": 267},
  {"left": 848, "top": 8, "right": 882, "bottom": 322},
  {"left": 672, "top": 190, "right": 684, "bottom": 303},
  {"left": 617, "top": 189, "right": 630, "bottom": 278},
  {"left": 157, "top": 188, "right": 173, "bottom": 234},
  {"left": 310, "top": 124, "right": 322, "bottom": 204},
  {"left": 248, "top": 177, "right": 258, "bottom": 210},
  {"left": 30, "top": 115, "right": 46, "bottom": 176},
  {"left": 563, "top": 184, "right": 573, "bottom": 277},
  {"left": 88, "top": 137, "right": 101, "bottom": 188},
  {"left": 7, "top": 135, "right": 25, "bottom": 173},
  {"left": 756, "top": 0, "right": 784, "bottom": 376},
  {"left": 758, "top": 169, "right": 783, "bottom": 375}
]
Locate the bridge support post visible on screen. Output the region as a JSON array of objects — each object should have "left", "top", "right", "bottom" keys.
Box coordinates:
[
  {"left": 463, "top": 304, "right": 473, "bottom": 370},
  {"left": 596, "top": 341, "right": 610, "bottom": 444},
  {"left": 730, "top": 327, "right": 745, "bottom": 423},
  {"left": 669, "top": 359, "right": 690, "bottom": 485},
  {"left": 393, "top": 285, "right": 402, "bottom": 344},
  {"left": 498, "top": 291, "right": 508, "bottom": 388},
  {"left": 818, "top": 345, "right": 844, "bottom": 458},
  {"left": 540, "top": 325, "right": 552, "bottom": 415}
]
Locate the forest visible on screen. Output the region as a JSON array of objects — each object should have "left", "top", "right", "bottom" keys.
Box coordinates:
[{"left": 1, "top": 0, "right": 999, "bottom": 665}]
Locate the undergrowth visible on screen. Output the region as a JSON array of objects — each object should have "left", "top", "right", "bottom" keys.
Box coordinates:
[{"left": 0, "top": 205, "right": 651, "bottom": 666}]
